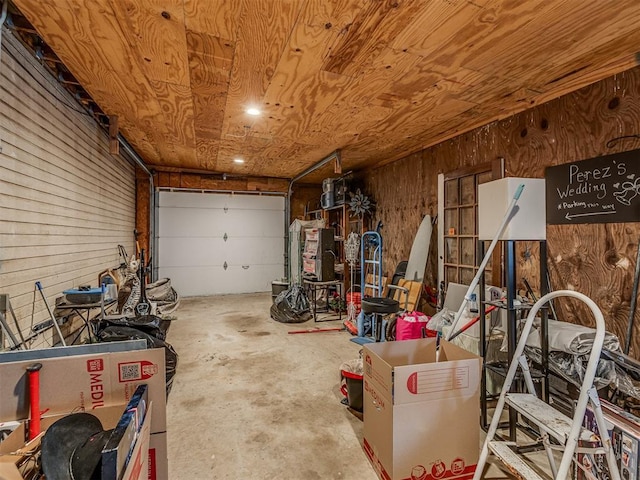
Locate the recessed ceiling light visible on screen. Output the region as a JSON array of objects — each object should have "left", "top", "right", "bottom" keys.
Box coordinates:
[
  {"left": 233, "top": 158, "right": 245, "bottom": 164},
  {"left": 246, "top": 108, "right": 261, "bottom": 116}
]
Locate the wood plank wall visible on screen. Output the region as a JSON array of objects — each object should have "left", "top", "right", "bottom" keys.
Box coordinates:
[
  {"left": 0, "top": 31, "right": 136, "bottom": 348},
  {"left": 290, "top": 184, "right": 322, "bottom": 221},
  {"left": 364, "top": 66, "right": 640, "bottom": 357}
]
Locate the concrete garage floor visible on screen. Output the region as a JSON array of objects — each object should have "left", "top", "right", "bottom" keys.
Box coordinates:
[
  {"left": 166, "top": 294, "right": 534, "bottom": 479},
  {"left": 166, "top": 293, "right": 378, "bottom": 479}
]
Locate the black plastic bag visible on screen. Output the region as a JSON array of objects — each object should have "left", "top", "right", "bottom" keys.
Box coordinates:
[
  {"left": 97, "top": 325, "right": 178, "bottom": 397},
  {"left": 270, "top": 284, "right": 312, "bottom": 324},
  {"left": 97, "top": 314, "right": 170, "bottom": 340}
]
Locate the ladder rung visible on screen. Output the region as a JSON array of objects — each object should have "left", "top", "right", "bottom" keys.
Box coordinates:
[
  {"left": 364, "top": 260, "right": 379, "bottom": 264},
  {"left": 506, "top": 393, "right": 593, "bottom": 445},
  {"left": 488, "top": 441, "right": 545, "bottom": 480}
]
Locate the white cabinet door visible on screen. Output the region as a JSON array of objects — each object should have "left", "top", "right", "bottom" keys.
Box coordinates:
[{"left": 157, "top": 192, "right": 285, "bottom": 296}]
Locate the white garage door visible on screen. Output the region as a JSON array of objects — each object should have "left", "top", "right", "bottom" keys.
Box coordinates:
[{"left": 157, "top": 191, "right": 285, "bottom": 296}]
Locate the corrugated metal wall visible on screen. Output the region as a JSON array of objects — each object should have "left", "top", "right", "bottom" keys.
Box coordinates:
[{"left": 0, "top": 30, "right": 136, "bottom": 348}]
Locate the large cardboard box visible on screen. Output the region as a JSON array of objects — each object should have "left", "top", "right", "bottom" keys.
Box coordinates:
[
  {"left": 0, "top": 402, "right": 152, "bottom": 480},
  {"left": 363, "top": 338, "right": 481, "bottom": 480},
  {"left": 0, "top": 347, "right": 168, "bottom": 479}
]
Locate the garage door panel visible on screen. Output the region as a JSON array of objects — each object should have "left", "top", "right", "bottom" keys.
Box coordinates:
[
  {"left": 159, "top": 191, "right": 284, "bottom": 211},
  {"left": 157, "top": 208, "right": 225, "bottom": 237},
  {"left": 221, "top": 237, "right": 284, "bottom": 265},
  {"left": 227, "top": 195, "right": 283, "bottom": 210},
  {"left": 158, "top": 264, "right": 283, "bottom": 296},
  {"left": 159, "top": 237, "right": 283, "bottom": 267},
  {"left": 157, "top": 208, "right": 209, "bottom": 237},
  {"left": 158, "top": 208, "right": 284, "bottom": 238},
  {"left": 216, "top": 209, "right": 284, "bottom": 237},
  {"left": 158, "top": 237, "right": 222, "bottom": 267}
]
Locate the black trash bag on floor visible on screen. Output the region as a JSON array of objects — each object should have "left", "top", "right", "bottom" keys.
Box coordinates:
[
  {"left": 270, "top": 284, "right": 312, "bottom": 324},
  {"left": 97, "top": 314, "right": 170, "bottom": 340},
  {"left": 97, "top": 325, "right": 178, "bottom": 397}
]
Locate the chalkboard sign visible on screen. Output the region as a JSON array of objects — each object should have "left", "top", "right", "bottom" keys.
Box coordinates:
[{"left": 545, "top": 149, "right": 640, "bottom": 224}]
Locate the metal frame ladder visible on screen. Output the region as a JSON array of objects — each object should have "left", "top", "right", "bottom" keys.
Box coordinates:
[
  {"left": 352, "top": 231, "right": 383, "bottom": 342},
  {"left": 474, "top": 290, "right": 620, "bottom": 480},
  {"left": 360, "top": 231, "right": 383, "bottom": 298}
]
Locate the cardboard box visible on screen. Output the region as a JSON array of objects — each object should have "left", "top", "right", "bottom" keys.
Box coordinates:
[
  {"left": 363, "top": 338, "right": 481, "bottom": 480},
  {"left": 0, "top": 347, "right": 168, "bottom": 479},
  {"left": 478, "top": 177, "right": 546, "bottom": 241},
  {"left": 0, "top": 402, "right": 152, "bottom": 480},
  {"left": 102, "top": 385, "right": 150, "bottom": 479},
  {"left": 120, "top": 402, "right": 152, "bottom": 480},
  {"left": 149, "top": 432, "right": 168, "bottom": 480},
  {"left": 442, "top": 327, "right": 505, "bottom": 397}
]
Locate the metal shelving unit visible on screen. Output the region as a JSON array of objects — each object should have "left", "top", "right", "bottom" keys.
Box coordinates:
[{"left": 478, "top": 239, "right": 549, "bottom": 441}]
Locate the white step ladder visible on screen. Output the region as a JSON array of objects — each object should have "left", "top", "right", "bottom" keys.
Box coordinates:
[{"left": 474, "top": 290, "right": 621, "bottom": 480}]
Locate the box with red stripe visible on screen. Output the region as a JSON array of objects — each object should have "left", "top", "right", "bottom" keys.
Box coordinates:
[{"left": 363, "top": 338, "right": 481, "bottom": 480}]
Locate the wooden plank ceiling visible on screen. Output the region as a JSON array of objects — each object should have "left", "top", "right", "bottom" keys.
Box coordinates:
[{"left": 11, "top": 0, "right": 640, "bottom": 182}]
